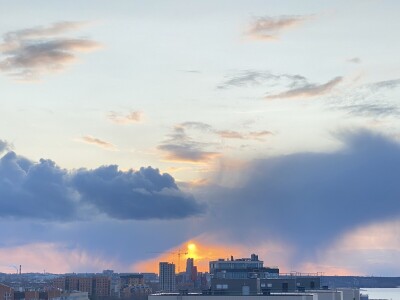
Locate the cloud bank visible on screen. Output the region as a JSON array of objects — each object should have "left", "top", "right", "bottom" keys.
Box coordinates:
[
  {"left": 0, "top": 22, "right": 100, "bottom": 80},
  {"left": 0, "top": 150, "right": 205, "bottom": 221},
  {"left": 198, "top": 130, "right": 400, "bottom": 264}
]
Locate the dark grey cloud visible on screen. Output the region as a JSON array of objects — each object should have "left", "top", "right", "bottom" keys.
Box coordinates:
[
  {"left": 0, "top": 152, "right": 78, "bottom": 221},
  {"left": 71, "top": 165, "right": 206, "bottom": 220},
  {"left": 198, "top": 130, "right": 400, "bottom": 262},
  {"left": 266, "top": 76, "right": 343, "bottom": 99},
  {"left": 217, "top": 70, "right": 307, "bottom": 90},
  {"left": 0, "top": 151, "right": 205, "bottom": 221},
  {"left": 0, "top": 22, "right": 100, "bottom": 80},
  {"left": 246, "top": 15, "right": 311, "bottom": 40}
]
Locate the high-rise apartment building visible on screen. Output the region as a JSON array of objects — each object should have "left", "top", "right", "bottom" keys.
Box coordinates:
[
  {"left": 186, "top": 258, "right": 194, "bottom": 275},
  {"left": 159, "top": 262, "right": 176, "bottom": 292}
]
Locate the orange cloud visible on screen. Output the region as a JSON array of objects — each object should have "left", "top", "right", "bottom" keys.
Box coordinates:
[
  {"left": 0, "top": 243, "right": 116, "bottom": 273},
  {"left": 296, "top": 220, "right": 400, "bottom": 276},
  {"left": 79, "top": 135, "right": 118, "bottom": 151},
  {"left": 108, "top": 111, "right": 143, "bottom": 124},
  {"left": 132, "top": 238, "right": 293, "bottom": 274}
]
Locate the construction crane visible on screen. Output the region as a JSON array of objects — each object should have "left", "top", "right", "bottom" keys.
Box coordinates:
[{"left": 149, "top": 249, "right": 188, "bottom": 273}]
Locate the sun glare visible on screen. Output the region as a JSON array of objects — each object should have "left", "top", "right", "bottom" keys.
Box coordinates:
[{"left": 133, "top": 240, "right": 244, "bottom": 273}]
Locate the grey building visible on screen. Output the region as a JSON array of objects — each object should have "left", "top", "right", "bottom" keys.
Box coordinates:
[
  {"left": 209, "top": 254, "right": 279, "bottom": 279},
  {"left": 159, "top": 262, "right": 176, "bottom": 292},
  {"left": 211, "top": 276, "right": 321, "bottom": 294}
]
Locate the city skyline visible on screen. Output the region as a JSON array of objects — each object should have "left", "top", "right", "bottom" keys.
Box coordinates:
[{"left": 1, "top": 0, "right": 400, "bottom": 276}]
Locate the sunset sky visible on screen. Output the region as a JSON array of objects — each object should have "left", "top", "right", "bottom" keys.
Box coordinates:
[{"left": 1, "top": 0, "right": 400, "bottom": 276}]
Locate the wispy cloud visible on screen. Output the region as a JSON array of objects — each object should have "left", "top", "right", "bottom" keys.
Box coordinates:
[
  {"left": 342, "top": 104, "right": 400, "bottom": 117},
  {"left": 266, "top": 76, "right": 343, "bottom": 99},
  {"left": 218, "top": 70, "right": 307, "bottom": 89},
  {"left": 371, "top": 78, "right": 400, "bottom": 90},
  {"left": 248, "top": 131, "right": 273, "bottom": 139},
  {"left": 80, "top": 135, "right": 117, "bottom": 151},
  {"left": 217, "top": 130, "right": 245, "bottom": 139},
  {"left": 0, "top": 22, "right": 100, "bottom": 80},
  {"left": 158, "top": 124, "right": 219, "bottom": 164},
  {"left": 158, "top": 123, "right": 272, "bottom": 163},
  {"left": 216, "top": 130, "right": 272, "bottom": 140},
  {"left": 246, "top": 15, "right": 311, "bottom": 40},
  {"left": 108, "top": 111, "right": 143, "bottom": 124},
  {"left": 347, "top": 57, "right": 361, "bottom": 64},
  {"left": 329, "top": 78, "right": 400, "bottom": 117}
]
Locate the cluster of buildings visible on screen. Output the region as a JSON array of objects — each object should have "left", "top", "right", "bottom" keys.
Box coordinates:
[
  {"left": 156, "top": 254, "right": 368, "bottom": 300},
  {"left": 52, "top": 276, "right": 111, "bottom": 297},
  {"left": 159, "top": 259, "right": 208, "bottom": 293},
  {"left": 0, "top": 272, "right": 158, "bottom": 300},
  {"left": 0, "top": 253, "right": 369, "bottom": 300}
]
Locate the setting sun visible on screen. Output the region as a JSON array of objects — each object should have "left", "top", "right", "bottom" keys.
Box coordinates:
[{"left": 133, "top": 240, "right": 244, "bottom": 273}]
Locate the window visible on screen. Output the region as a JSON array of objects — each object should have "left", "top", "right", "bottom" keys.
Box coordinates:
[
  {"left": 282, "top": 283, "right": 289, "bottom": 292},
  {"left": 216, "top": 284, "right": 228, "bottom": 290}
]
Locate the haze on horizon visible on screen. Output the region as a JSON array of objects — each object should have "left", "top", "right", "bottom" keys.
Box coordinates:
[{"left": 1, "top": 0, "right": 400, "bottom": 276}]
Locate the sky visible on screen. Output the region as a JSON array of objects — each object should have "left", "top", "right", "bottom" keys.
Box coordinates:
[{"left": 1, "top": 0, "right": 400, "bottom": 276}]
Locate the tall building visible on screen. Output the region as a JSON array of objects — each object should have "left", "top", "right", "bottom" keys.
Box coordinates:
[
  {"left": 186, "top": 258, "right": 194, "bottom": 276},
  {"left": 159, "top": 262, "right": 176, "bottom": 292}
]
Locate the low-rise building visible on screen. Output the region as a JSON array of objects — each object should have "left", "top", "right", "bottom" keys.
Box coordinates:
[{"left": 209, "top": 254, "right": 279, "bottom": 280}]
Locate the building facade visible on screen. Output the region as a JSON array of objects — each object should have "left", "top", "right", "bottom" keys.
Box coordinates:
[
  {"left": 159, "top": 263, "right": 176, "bottom": 292},
  {"left": 209, "top": 254, "right": 279, "bottom": 279}
]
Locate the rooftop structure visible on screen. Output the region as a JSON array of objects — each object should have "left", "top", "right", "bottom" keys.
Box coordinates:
[{"left": 209, "top": 254, "right": 279, "bottom": 279}]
